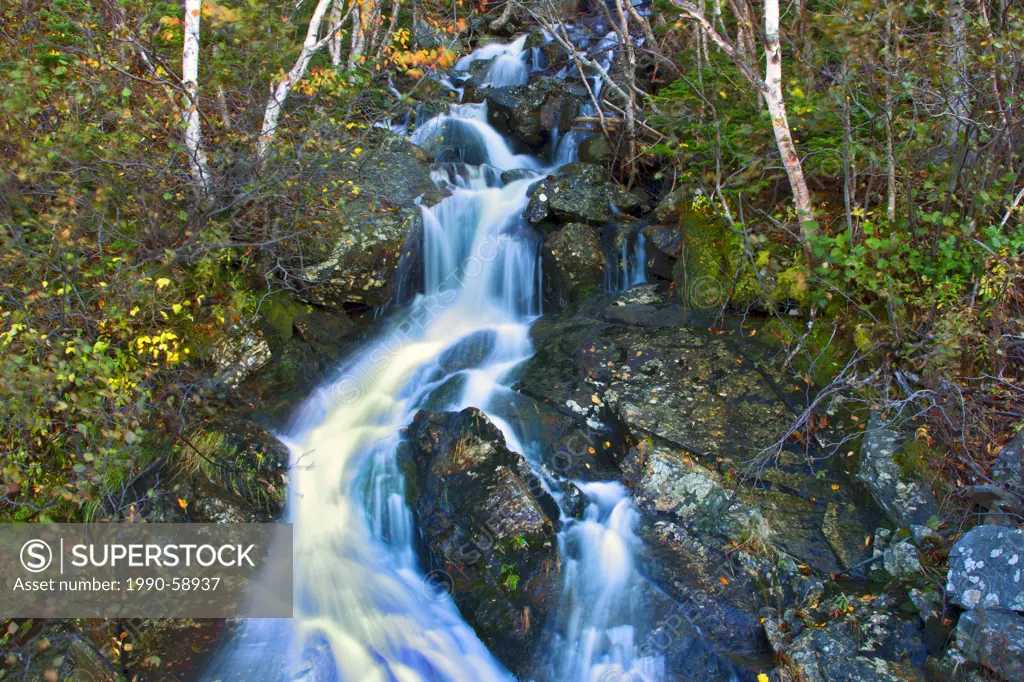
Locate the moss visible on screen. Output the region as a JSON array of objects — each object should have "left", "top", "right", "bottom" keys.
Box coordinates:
[
  {"left": 671, "top": 209, "right": 762, "bottom": 310},
  {"left": 763, "top": 317, "right": 856, "bottom": 386},
  {"left": 259, "top": 291, "right": 310, "bottom": 342}
]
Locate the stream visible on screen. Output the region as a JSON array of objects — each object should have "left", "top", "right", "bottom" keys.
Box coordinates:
[{"left": 203, "top": 31, "right": 722, "bottom": 682}]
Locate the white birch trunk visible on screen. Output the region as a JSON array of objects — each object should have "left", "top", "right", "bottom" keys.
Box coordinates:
[
  {"left": 183, "top": 0, "right": 211, "bottom": 193},
  {"left": 257, "top": 0, "right": 335, "bottom": 163},
  {"left": 329, "top": 0, "right": 343, "bottom": 66},
  {"left": 348, "top": 3, "right": 366, "bottom": 71},
  {"left": 763, "top": 0, "right": 815, "bottom": 260}
]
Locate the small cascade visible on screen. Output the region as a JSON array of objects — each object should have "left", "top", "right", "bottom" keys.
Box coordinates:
[{"left": 203, "top": 24, "right": 735, "bottom": 682}]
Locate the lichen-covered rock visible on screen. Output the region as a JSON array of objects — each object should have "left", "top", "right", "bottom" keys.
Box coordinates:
[
  {"left": 946, "top": 526, "right": 1024, "bottom": 612},
  {"left": 558, "top": 161, "right": 610, "bottom": 185},
  {"left": 993, "top": 431, "right": 1023, "bottom": 495},
  {"left": 524, "top": 176, "right": 554, "bottom": 224},
  {"left": 579, "top": 133, "right": 612, "bottom": 163},
  {"left": 955, "top": 608, "right": 1024, "bottom": 681},
  {"left": 638, "top": 520, "right": 771, "bottom": 666},
  {"left": 782, "top": 621, "right": 926, "bottom": 682},
  {"left": 298, "top": 129, "right": 442, "bottom": 310},
  {"left": 856, "top": 411, "right": 940, "bottom": 528},
  {"left": 401, "top": 408, "right": 561, "bottom": 679},
  {"left": 517, "top": 299, "right": 797, "bottom": 459},
  {"left": 211, "top": 328, "right": 271, "bottom": 389},
  {"left": 621, "top": 439, "right": 767, "bottom": 543},
  {"left": 542, "top": 222, "right": 606, "bottom": 301}
]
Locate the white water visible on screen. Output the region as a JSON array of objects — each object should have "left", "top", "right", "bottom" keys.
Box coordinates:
[{"left": 204, "top": 35, "right": 683, "bottom": 682}]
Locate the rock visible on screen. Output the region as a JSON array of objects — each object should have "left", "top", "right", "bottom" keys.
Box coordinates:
[
  {"left": 655, "top": 187, "right": 686, "bottom": 223},
  {"left": 298, "top": 129, "right": 442, "bottom": 310},
  {"left": 524, "top": 177, "right": 554, "bottom": 224},
  {"left": 621, "top": 439, "right": 767, "bottom": 543},
  {"left": 500, "top": 168, "right": 540, "bottom": 184},
  {"left": 401, "top": 408, "right": 561, "bottom": 678},
  {"left": 542, "top": 222, "right": 606, "bottom": 301},
  {"left": 181, "top": 414, "right": 290, "bottom": 518},
  {"left": 822, "top": 501, "right": 873, "bottom": 574},
  {"left": 211, "top": 328, "right": 271, "bottom": 389},
  {"left": 882, "top": 540, "right": 923, "bottom": 579},
  {"left": 638, "top": 520, "right": 771, "bottom": 665},
  {"left": 546, "top": 174, "right": 643, "bottom": 223},
  {"left": 993, "top": 431, "right": 1023, "bottom": 494},
  {"left": 946, "top": 526, "right": 1024, "bottom": 612},
  {"left": 485, "top": 77, "right": 583, "bottom": 145},
  {"left": 955, "top": 608, "right": 1024, "bottom": 681},
  {"left": 557, "top": 161, "right": 610, "bottom": 185},
  {"left": 856, "top": 411, "right": 940, "bottom": 529},
  {"left": 783, "top": 621, "right": 926, "bottom": 682},
  {"left": 293, "top": 309, "right": 355, "bottom": 348},
  {"left": 579, "top": 133, "right": 612, "bottom": 163}
]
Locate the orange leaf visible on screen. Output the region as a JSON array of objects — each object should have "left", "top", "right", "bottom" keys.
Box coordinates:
[{"left": 719, "top": 576, "right": 729, "bottom": 585}]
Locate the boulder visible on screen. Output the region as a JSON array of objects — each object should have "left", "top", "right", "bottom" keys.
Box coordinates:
[
  {"left": 298, "top": 129, "right": 443, "bottom": 310},
  {"left": 620, "top": 439, "right": 767, "bottom": 543},
  {"left": 955, "top": 608, "right": 1024, "bottom": 681},
  {"left": 401, "top": 408, "right": 561, "bottom": 678},
  {"left": 485, "top": 77, "right": 584, "bottom": 146},
  {"left": 210, "top": 327, "right": 271, "bottom": 389},
  {"left": 546, "top": 174, "right": 643, "bottom": 223},
  {"left": 993, "top": 431, "right": 1023, "bottom": 495},
  {"left": 638, "top": 520, "right": 771, "bottom": 665},
  {"left": 177, "top": 414, "right": 290, "bottom": 519},
  {"left": 946, "top": 526, "right": 1024, "bottom": 612},
  {"left": 516, "top": 298, "right": 798, "bottom": 459},
  {"left": 579, "top": 133, "right": 612, "bottom": 163},
  {"left": 542, "top": 222, "right": 606, "bottom": 301},
  {"left": 856, "top": 411, "right": 941, "bottom": 529},
  {"left": 781, "top": 621, "right": 926, "bottom": 682}
]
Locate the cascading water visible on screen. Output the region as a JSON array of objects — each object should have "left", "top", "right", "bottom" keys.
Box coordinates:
[{"left": 203, "top": 34, "right": 717, "bottom": 682}]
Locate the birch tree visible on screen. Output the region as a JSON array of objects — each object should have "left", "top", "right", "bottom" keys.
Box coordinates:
[
  {"left": 257, "top": 0, "right": 338, "bottom": 163},
  {"left": 182, "top": 0, "right": 212, "bottom": 194},
  {"left": 669, "top": 0, "right": 816, "bottom": 262}
]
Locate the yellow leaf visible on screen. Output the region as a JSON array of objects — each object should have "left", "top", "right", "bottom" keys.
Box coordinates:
[
  {"left": 155, "top": 277, "right": 171, "bottom": 289},
  {"left": 758, "top": 675, "right": 770, "bottom": 682},
  {"left": 177, "top": 498, "right": 188, "bottom": 510},
  {"left": 171, "top": 303, "right": 182, "bottom": 314}
]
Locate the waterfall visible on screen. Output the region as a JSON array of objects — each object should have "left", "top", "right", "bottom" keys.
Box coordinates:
[{"left": 202, "top": 35, "right": 702, "bottom": 682}]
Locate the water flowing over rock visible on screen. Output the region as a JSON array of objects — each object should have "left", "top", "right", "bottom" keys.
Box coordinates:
[{"left": 401, "top": 408, "right": 562, "bottom": 678}]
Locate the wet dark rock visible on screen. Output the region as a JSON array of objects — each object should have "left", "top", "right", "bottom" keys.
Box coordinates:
[
  {"left": 856, "top": 411, "right": 941, "bottom": 529},
  {"left": 638, "top": 520, "right": 771, "bottom": 666},
  {"left": 557, "top": 161, "right": 610, "bottom": 185},
  {"left": 822, "top": 501, "right": 873, "bottom": 574},
  {"left": 546, "top": 174, "right": 644, "bottom": 223},
  {"left": 579, "top": 133, "right": 612, "bottom": 163},
  {"left": 954, "top": 608, "right": 1024, "bottom": 681},
  {"left": 485, "top": 77, "right": 583, "bottom": 146},
  {"left": 517, "top": 300, "right": 797, "bottom": 458},
  {"left": 542, "top": 222, "right": 606, "bottom": 302},
  {"left": 501, "top": 168, "right": 540, "bottom": 184},
  {"left": 298, "top": 129, "right": 443, "bottom": 310},
  {"left": 781, "top": 620, "right": 927, "bottom": 682},
  {"left": 524, "top": 177, "right": 554, "bottom": 224},
  {"left": 401, "top": 408, "right": 561, "bottom": 678},
  {"left": 946, "top": 526, "right": 1024, "bottom": 612}
]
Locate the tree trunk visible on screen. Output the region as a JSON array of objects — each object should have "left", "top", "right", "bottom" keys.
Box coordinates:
[
  {"left": 257, "top": 0, "right": 335, "bottom": 163},
  {"left": 763, "top": 0, "right": 816, "bottom": 261},
  {"left": 182, "top": 0, "right": 211, "bottom": 194},
  {"left": 945, "top": 0, "right": 970, "bottom": 146}
]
